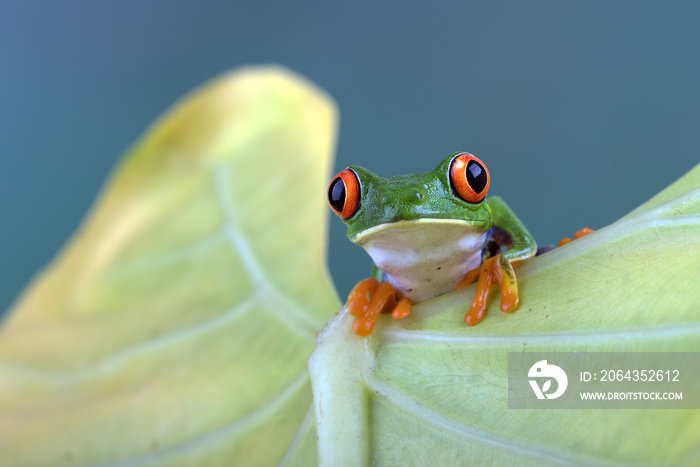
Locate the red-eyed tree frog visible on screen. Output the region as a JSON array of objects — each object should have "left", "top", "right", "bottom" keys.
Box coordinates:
[{"left": 327, "top": 152, "right": 539, "bottom": 336}]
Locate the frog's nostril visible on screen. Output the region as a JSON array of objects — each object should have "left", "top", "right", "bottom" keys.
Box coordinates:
[{"left": 405, "top": 191, "right": 423, "bottom": 203}]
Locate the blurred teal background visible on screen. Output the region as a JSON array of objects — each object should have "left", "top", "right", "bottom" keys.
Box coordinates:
[{"left": 1, "top": 1, "right": 698, "bottom": 316}]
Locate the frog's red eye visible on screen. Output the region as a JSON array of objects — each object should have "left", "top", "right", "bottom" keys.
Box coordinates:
[
  {"left": 449, "top": 153, "right": 490, "bottom": 203},
  {"left": 327, "top": 169, "right": 361, "bottom": 219}
]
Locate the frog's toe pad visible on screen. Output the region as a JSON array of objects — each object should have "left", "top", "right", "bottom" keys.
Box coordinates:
[
  {"left": 500, "top": 288, "right": 519, "bottom": 312},
  {"left": 498, "top": 260, "right": 519, "bottom": 312},
  {"left": 465, "top": 307, "right": 485, "bottom": 326},
  {"left": 353, "top": 316, "right": 378, "bottom": 336},
  {"left": 558, "top": 227, "right": 595, "bottom": 247},
  {"left": 391, "top": 297, "right": 412, "bottom": 319}
]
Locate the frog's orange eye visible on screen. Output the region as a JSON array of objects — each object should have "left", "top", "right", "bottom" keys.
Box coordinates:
[
  {"left": 449, "top": 153, "right": 490, "bottom": 203},
  {"left": 328, "top": 169, "right": 361, "bottom": 219}
]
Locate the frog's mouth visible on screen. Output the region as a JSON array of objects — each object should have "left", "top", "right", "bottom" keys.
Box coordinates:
[{"left": 350, "top": 218, "right": 487, "bottom": 245}]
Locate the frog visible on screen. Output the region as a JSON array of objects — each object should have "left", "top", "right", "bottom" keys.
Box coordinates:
[{"left": 327, "top": 152, "right": 539, "bottom": 336}]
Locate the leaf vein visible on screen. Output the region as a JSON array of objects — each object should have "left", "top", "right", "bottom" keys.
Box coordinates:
[
  {"left": 382, "top": 322, "right": 700, "bottom": 347},
  {"left": 0, "top": 296, "right": 257, "bottom": 382},
  {"left": 212, "top": 166, "right": 324, "bottom": 337},
  {"left": 73, "top": 372, "right": 311, "bottom": 467},
  {"left": 365, "top": 374, "right": 613, "bottom": 466}
]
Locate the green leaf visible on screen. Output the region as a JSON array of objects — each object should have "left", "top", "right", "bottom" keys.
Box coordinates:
[
  {"left": 310, "top": 163, "right": 700, "bottom": 466},
  {"left": 0, "top": 66, "right": 339, "bottom": 466}
]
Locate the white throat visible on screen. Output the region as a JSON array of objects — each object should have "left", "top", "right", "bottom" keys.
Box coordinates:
[{"left": 354, "top": 219, "right": 490, "bottom": 303}]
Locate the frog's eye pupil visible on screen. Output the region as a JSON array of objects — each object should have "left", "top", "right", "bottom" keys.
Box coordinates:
[
  {"left": 327, "top": 169, "right": 361, "bottom": 220},
  {"left": 466, "top": 160, "right": 487, "bottom": 194},
  {"left": 328, "top": 177, "right": 346, "bottom": 212}
]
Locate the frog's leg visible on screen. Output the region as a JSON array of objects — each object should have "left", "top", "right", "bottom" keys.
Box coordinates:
[
  {"left": 455, "top": 236, "right": 500, "bottom": 289},
  {"left": 351, "top": 282, "right": 394, "bottom": 336},
  {"left": 558, "top": 227, "right": 594, "bottom": 246},
  {"left": 346, "top": 265, "right": 412, "bottom": 336},
  {"left": 459, "top": 196, "right": 537, "bottom": 325},
  {"left": 462, "top": 255, "right": 519, "bottom": 325},
  {"left": 371, "top": 265, "right": 413, "bottom": 319}
]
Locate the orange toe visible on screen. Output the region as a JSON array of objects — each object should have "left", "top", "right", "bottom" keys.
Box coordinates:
[
  {"left": 347, "top": 278, "right": 378, "bottom": 317},
  {"left": 391, "top": 297, "right": 412, "bottom": 319},
  {"left": 464, "top": 255, "right": 520, "bottom": 325},
  {"left": 351, "top": 281, "right": 394, "bottom": 336},
  {"left": 455, "top": 266, "right": 481, "bottom": 290},
  {"left": 574, "top": 227, "right": 594, "bottom": 239},
  {"left": 558, "top": 227, "right": 594, "bottom": 247}
]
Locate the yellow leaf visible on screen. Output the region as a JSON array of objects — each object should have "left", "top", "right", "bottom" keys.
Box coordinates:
[{"left": 0, "top": 65, "right": 339, "bottom": 466}]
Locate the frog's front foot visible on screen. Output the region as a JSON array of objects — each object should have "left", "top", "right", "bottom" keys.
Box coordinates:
[
  {"left": 346, "top": 278, "right": 412, "bottom": 336},
  {"left": 456, "top": 254, "right": 519, "bottom": 326}
]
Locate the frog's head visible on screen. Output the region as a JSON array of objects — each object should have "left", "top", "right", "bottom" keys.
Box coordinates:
[{"left": 327, "top": 152, "right": 493, "bottom": 245}]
